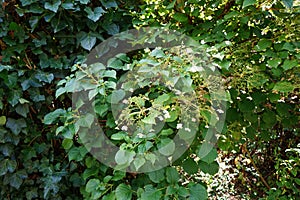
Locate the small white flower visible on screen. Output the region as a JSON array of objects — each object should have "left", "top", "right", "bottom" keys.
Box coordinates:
[
  {"left": 137, "top": 133, "right": 144, "bottom": 138},
  {"left": 158, "top": 116, "right": 164, "bottom": 121},
  {"left": 205, "top": 125, "right": 209, "bottom": 129},
  {"left": 121, "top": 126, "right": 128, "bottom": 131},
  {"left": 216, "top": 109, "right": 224, "bottom": 114},
  {"left": 291, "top": 96, "right": 298, "bottom": 100},
  {"left": 191, "top": 118, "right": 196, "bottom": 122},
  {"left": 176, "top": 123, "right": 183, "bottom": 129},
  {"left": 246, "top": 96, "right": 253, "bottom": 101},
  {"left": 185, "top": 127, "right": 191, "bottom": 132},
  {"left": 150, "top": 129, "right": 155, "bottom": 132},
  {"left": 240, "top": 90, "right": 246, "bottom": 94},
  {"left": 236, "top": 97, "right": 241, "bottom": 100},
  {"left": 122, "top": 99, "right": 129, "bottom": 104},
  {"left": 278, "top": 99, "right": 285, "bottom": 103},
  {"left": 163, "top": 110, "right": 170, "bottom": 119},
  {"left": 129, "top": 88, "right": 134, "bottom": 92},
  {"left": 228, "top": 86, "right": 232, "bottom": 89}
]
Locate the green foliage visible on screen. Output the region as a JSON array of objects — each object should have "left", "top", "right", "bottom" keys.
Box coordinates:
[{"left": 0, "top": 0, "right": 299, "bottom": 199}]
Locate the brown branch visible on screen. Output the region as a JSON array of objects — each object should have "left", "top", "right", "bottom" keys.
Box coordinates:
[{"left": 242, "top": 142, "right": 271, "bottom": 190}]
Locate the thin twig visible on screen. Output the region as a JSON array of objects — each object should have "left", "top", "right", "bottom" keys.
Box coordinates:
[{"left": 242, "top": 142, "right": 271, "bottom": 190}]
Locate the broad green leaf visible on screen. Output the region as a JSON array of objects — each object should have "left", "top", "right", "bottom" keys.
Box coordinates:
[
  {"left": 189, "top": 183, "right": 208, "bottom": 200},
  {"left": 141, "top": 185, "right": 162, "bottom": 200},
  {"left": 173, "top": 13, "right": 188, "bottom": 22},
  {"left": 6, "top": 118, "right": 27, "bottom": 135},
  {"left": 267, "top": 58, "right": 281, "bottom": 68},
  {"left": 273, "top": 81, "right": 294, "bottom": 93},
  {"left": 147, "top": 168, "right": 165, "bottom": 183},
  {"left": 44, "top": 109, "right": 66, "bottom": 125},
  {"left": 111, "top": 89, "right": 125, "bottom": 104},
  {"left": 133, "top": 156, "right": 145, "bottom": 171},
  {"left": 242, "top": 0, "right": 256, "bottom": 9},
  {"left": 160, "top": 128, "right": 173, "bottom": 136},
  {"left": 282, "top": 59, "right": 297, "bottom": 71},
  {"left": 81, "top": 34, "right": 97, "bottom": 51},
  {"left": 197, "top": 143, "right": 217, "bottom": 164},
  {"left": 44, "top": 0, "right": 61, "bottom": 13},
  {"left": 182, "top": 158, "right": 199, "bottom": 175},
  {"left": 103, "top": 70, "right": 116, "bottom": 78},
  {"left": 111, "top": 132, "right": 126, "bottom": 140},
  {"left": 166, "top": 167, "right": 179, "bottom": 184},
  {"left": 68, "top": 147, "right": 88, "bottom": 161},
  {"left": 86, "top": 179, "right": 100, "bottom": 193},
  {"left": 255, "top": 39, "right": 272, "bottom": 51},
  {"left": 115, "top": 184, "right": 132, "bottom": 200},
  {"left": 115, "top": 149, "right": 135, "bottom": 165},
  {"left": 0, "top": 116, "right": 6, "bottom": 126},
  {"left": 262, "top": 110, "right": 277, "bottom": 127},
  {"left": 158, "top": 138, "right": 175, "bottom": 156},
  {"left": 62, "top": 139, "right": 73, "bottom": 149},
  {"left": 76, "top": 113, "right": 94, "bottom": 128},
  {"left": 166, "top": 0, "right": 176, "bottom": 9},
  {"left": 85, "top": 7, "right": 105, "bottom": 22},
  {"left": 198, "top": 161, "right": 219, "bottom": 175},
  {"left": 95, "top": 104, "right": 109, "bottom": 117}
]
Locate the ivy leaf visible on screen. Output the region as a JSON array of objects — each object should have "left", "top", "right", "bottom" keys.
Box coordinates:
[
  {"left": 20, "top": 0, "right": 39, "bottom": 6},
  {"left": 29, "top": 16, "right": 39, "bottom": 32},
  {"left": 0, "top": 159, "right": 17, "bottom": 176},
  {"left": 10, "top": 173, "right": 23, "bottom": 189},
  {"left": 115, "top": 184, "right": 132, "bottom": 200},
  {"left": 273, "top": 81, "right": 294, "bottom": 93},
  {"left": 79, "top": 0, "right": 90, "bottom": 4},
  {"left": 81, "top": 34, "right": 97, "bottom": 51},
  {"left": 103, "top": 23, "right": 119, "bottom": 35},
  {"left": 85, "top": 7, "right": 105, "bottom": 22},
  {"left": 15, "top": 104, "right": 29, "bottom": 117},
  {"left": 282, "top": 0, "right": 293, "bottom": 8},
  {"left": 6, "top": 118, "right": 27, "bottom": 135},
  {"left": 189, "top": 183, "right": 208, "bottom": 200},
  {"left": 100, "top": 0, "right": 118, "bottom": 8},
  {"left": 242, "top": 0, "right": 256, "bottom": 9},
  {"left": 44, "top": 0, "right": 61, "bottom": 13}
]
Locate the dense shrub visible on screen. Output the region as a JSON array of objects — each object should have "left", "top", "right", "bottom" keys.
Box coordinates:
[{"left": 0, "top": 0, "right": 299, "bottom": 199}]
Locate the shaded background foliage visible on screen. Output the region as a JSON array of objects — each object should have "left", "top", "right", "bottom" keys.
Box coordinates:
[{"left": 0, "top": 0, "right": 299, "bottom": 199}]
